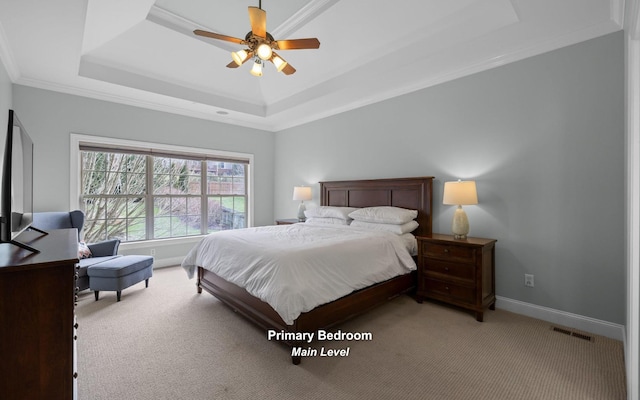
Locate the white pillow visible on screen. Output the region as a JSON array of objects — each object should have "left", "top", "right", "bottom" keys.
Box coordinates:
[
  {"left": 78, "top": 241, "right": 93, "bottom": 259},
  {"left": 351, "top": 220, "right": 419, "bottom": 234},
  {"left": 348, "top": 206, "right": 418, "bottom": 224},
  {"left": 304, "top": 206, "right": 358, "bottom": 220},
  {"left": 305, "top": 217, "right": 350, "bottom": 225}
]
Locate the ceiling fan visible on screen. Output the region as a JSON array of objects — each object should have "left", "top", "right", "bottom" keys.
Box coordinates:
[{"left": 194, "top": 1, "right": 320, "bottom": 76}]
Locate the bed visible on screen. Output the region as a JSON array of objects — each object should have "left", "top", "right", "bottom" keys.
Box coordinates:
[{"left": 184, "top": 176, "right": 433, "bottom": 364}]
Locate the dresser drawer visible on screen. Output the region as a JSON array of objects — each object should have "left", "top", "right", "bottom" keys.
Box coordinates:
[
  {"left": 422, "top": 259, "right": 474, "bottom": 281},
  {"left": 422, "top": 242, "right": 475, "bottom": 263},
  {"left": 423, "top": 278, "right": 475, "bottom": 303}
]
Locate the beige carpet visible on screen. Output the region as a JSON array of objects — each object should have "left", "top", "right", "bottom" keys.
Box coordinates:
[{"left": 76, "top": 266, "right": 626, "bottom": 400}]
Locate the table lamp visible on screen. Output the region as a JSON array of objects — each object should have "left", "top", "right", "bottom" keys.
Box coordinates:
[
  {"left": 442, "top": 180, "right": 478, "bottom": 239},
  {"left": 292, "top": 186, "right": 312, "bottom": 221}
]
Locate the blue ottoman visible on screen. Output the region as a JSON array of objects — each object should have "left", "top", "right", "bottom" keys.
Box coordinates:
[{"left": 87, "top": 255, "right": 154, "bottom": 301}]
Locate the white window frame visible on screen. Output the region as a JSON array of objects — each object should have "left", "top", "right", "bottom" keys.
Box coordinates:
[{"left": 69, "top": 133, "right": 254, "bottom": 244}]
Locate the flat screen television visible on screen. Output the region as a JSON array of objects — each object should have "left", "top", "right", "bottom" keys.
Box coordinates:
[{"left": 1, "top": 109, "right": 45, "bottom": 253}]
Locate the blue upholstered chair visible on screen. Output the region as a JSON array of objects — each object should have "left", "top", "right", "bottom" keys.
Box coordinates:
[{"left": 31, "top": 210, "right": 121, "bottom": 291}]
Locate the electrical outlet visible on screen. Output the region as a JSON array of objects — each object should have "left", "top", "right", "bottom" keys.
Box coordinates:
[
  {"left": 150, "top": 248, "right": 156, "bottom": 256},
  {"left": 524, "top": 274, "right": 534, "bottom": 287}
]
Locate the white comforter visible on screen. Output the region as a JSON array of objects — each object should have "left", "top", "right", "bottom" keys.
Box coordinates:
[{"left": 181, "top": 223, "right": 416, "bottom": 325}]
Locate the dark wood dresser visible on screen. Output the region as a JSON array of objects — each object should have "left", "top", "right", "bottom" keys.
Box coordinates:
[
  {"left": 0, "top": 228, "right": 79, "bottom": 399},
  {"left": 416, "top": 233, "right": 497, "bottom": 322}
]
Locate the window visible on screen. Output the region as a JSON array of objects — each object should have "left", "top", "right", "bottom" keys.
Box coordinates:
[{"left": 78, "top": 142, "right": 249, "bottom": 243}]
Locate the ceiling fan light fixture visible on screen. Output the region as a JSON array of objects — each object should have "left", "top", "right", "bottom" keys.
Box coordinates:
[
  {"left": 250, "top": 59, "right": 263, "bottom": 76},
  {"left": 272, "top": 55, "right": 287, "bottom": 72},
  {"left": 256, "top": 43, "right": 273, "bottom": 60},
  {"left": 193, "top": 3, "right": 319, "bottom": 76},
  {"left": 231, "top": 49, "right": 249, "bottom": 66}
]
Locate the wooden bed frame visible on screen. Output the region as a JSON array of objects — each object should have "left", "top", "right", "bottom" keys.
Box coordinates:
[{"left": 196, "top": 176, "right": 434, "bottom": 364}]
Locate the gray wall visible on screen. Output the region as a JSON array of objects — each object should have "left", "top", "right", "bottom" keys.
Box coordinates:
[
  {"left": 274, "top": 32, "right": 625, "bottom": 324},
  {"left": 12, "top": 86, "right": 275, "bottom": 260}
]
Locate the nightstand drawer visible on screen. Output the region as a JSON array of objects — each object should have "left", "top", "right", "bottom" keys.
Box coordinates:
[
  {"left": 423, "top": 278, "right": 475, "bottom": 303},
  {"left": 422, "top": 242, "right": 475, "bottom": 263},
  {"left": 422, "top": 259, "right": 474, "bottom": 281}
]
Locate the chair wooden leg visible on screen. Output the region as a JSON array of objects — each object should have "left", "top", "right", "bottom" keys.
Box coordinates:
[
  {"left": 145, "top": 278, "right": 149, "bottom": 288},
  {"left": 94, "top": 291, "right": 99, "bottom": 301},
  {"left": 117, "top": 291, "right": 121, "bottom": 302}
]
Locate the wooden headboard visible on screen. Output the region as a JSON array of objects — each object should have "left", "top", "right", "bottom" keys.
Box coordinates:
[{"left": 319, "top": 176, "right": 434, "bottom": 236}]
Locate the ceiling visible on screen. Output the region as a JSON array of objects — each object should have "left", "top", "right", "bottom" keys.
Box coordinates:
[{"left": 0, "top": 0, "right": 623, "bottom": 132}]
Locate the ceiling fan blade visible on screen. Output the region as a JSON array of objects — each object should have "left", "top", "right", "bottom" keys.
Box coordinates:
[
  {"left": 248, "top": 6, "right": 267, "bottom": 38},
  {"left": 226, "top": 61, "right": 240, "bottom": 69},
  {"left": 281, "top": 63, "right": 296, "bottom": 75},
  {"left": 275, "top": 38, "right": 320, "bottom": 50},
  {"left": 194, "top": 29, "right": 245, "bottom": 45}
]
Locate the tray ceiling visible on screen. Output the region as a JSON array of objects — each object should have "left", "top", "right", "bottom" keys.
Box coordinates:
[{"left": 0, "top": 0, "right": 622, "bottom": 131}]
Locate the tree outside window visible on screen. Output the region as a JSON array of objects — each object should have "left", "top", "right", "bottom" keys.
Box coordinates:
[{"left": 80, "top": 151, "right": 247, "bottom": 243}]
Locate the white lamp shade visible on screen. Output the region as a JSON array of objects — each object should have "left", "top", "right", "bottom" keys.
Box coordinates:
[
  {"left": 292, "top": 186, "right": 312, "bottom": 201},
  {"left": 231, "top": 49, "right": 249, "bottom": 66},
  {"left": 272, "top": 55, "right": 288, "bottom": 72},
  {"left": 250, "top": 60, "right": 263, "bottom": 76},
  {"left": 443, "top": 180, "right": 478, "bottom": 205}
]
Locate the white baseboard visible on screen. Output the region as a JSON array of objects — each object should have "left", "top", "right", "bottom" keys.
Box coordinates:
[
  {"left": 151, "top": 256, "right": 183, "bottom": 269},
  {"left": 496, "top": 296, "right": 624, "bottom": 341}
]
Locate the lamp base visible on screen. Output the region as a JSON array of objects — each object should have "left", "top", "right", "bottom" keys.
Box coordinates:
[
  {"left": 451, "top": 205, "right": 470, "bottom": 240},
  {"left": 297, "top": 202, "right": 306, "bottom": 222}
]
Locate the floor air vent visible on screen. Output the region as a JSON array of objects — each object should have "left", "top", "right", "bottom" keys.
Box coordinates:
[{"left": 551, "top": 326, "right": 593, "bottom": 342}]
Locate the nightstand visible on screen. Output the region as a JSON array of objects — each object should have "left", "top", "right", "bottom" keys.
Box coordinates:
[
  {"left": 416, "top": 233, "right": 497, "bottom": 322},
  {"left": 275, "top": 218, "right": 300, "bottom": 225}
]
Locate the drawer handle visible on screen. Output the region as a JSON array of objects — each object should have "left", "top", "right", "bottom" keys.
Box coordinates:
[
  {"left": 445, "top": 286, "right": 450, "bottom": 291},
  {"left": 444, "top": 267, "right": 450, "bottom": 271},
  {"left": 444, "top": 249, "right": 449, "bottom": 253}
]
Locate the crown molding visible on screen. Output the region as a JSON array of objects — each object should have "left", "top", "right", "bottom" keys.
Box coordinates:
[
  {"left": 14, "top": 75, "right": 274, "bottom": 131},
  {"left": 271, "top": 0, "right": 340, "bottom": 38}
]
